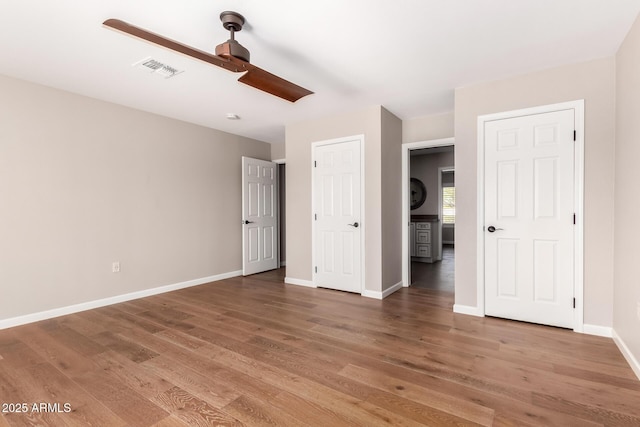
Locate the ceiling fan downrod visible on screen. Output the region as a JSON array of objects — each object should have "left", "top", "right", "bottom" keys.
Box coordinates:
[{"left": 216, "top": 11, "right": 250, "bottom": 62}]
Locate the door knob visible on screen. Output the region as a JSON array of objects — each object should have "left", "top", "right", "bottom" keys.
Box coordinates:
[
  {"left": 348, "top": 222, "right": 359, "bottom": 228},
  {"left": 243, "top": 220, "right": 254, "bottom": 225},
  {"left": 487, "top": 226, "right": 503, "bottom": 232}
]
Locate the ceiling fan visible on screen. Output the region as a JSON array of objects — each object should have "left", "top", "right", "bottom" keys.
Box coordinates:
[{"left": 103, "top": 11, "right": 313, "bottom": 102}]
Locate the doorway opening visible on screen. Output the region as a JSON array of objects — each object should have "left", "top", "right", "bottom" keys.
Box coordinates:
[
  {"left": 276, "top": 162, "right": 286, "bottom": 268},
  {"left": 402, "top": 138, "right": 455, "bottom": 293}
]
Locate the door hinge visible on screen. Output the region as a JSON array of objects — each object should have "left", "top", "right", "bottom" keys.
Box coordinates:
[
  {"left": 573, "top": 213, "right": 576, "bottom": 225},
  {"left": 314, "top": 213, "right": 317, "bottom": 220},
  {"left": 314, "top": 160, "right": 317, "bottom": 168},
  {"left": 573, "top": 130, "right": 577, "bottom": 141},
  {"left": 315, "top": 266, "right": 317, "bottom": 273},
  {"left": 573, "top": 298, "right": 576, "bottom": 309}
]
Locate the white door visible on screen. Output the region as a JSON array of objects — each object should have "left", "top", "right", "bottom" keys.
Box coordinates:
[
  {"left": 313, "top": 138, "right": 362, "bottom": 293},
  {"left": 242, "top": 157, "right": 278, "bottom": 276},
  {"left": 484, "top": 109, "right": 575, "bottom": 328}
]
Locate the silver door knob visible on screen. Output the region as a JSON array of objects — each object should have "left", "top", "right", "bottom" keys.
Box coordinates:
[
  {"left": 243, "top": 220, "right": 254, "bottom": 225},
  {"left": 487, "top": 225, "right": 503, "bottom": 232}
]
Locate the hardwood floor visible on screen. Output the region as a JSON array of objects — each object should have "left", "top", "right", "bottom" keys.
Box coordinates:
[
  {"left": 1, "top": 268, "right": 638, "bottom": 426},
  {"left": 411, "top": 244, "right": 455, "bottom": 291}
]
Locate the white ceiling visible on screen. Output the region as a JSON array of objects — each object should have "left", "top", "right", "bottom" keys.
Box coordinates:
[{"left": 1, "top": 1, "right": 638, "bottom": 144}]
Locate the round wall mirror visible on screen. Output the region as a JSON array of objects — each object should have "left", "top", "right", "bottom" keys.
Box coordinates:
[{"left": 410, "top": 178, "right": 427, "bottom": 210}]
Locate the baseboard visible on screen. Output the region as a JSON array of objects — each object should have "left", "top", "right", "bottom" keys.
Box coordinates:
[
  {"left": 284, "top": 277, "right": 316, "bottom": 288},
  {"left": 361, "top": 290, "right": 382, "bottom": 299},
  {"left": 361, "top": 281, "right": 403, "bottom": 300},
  {"left": 612, "top": 329, "right": 640, "bottom": 380},
  {"left": 0, "top": 270, "right": 242, "bottom": 331},
  {"left": 453, "top": 304, "right": 484, "bottom": 317},
  {"left": 582, "top": 324, "right": 612, "bottom": 338}
]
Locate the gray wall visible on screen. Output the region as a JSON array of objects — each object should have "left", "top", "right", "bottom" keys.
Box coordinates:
[
  {"left": 381, "top": 108, "right": 404, "bottom": 289},
  {"left": 271, "top": 141, "right": 285, "bottom": 160},
  {"left": 454, "top": 57, "right": 616, "bottom": 327},
  {"left": 614, "top": 13, "right": 640, "bottom": 371},
  {"left": 410, "top": 149, "right": 454, "bottom": 216},
  {"left": 0, "top": 74, "right": 270, "bottom": 322}
]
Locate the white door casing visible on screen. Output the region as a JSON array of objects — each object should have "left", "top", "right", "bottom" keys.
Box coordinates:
[
  {"left": 401, "top": 137, "right": 455, "bottom": 288},
  {"left": 242, "top": 157, "right": 278, "bottom": 276},
  {"left": 478, "top": 101, "right": 584, "bottom": 330},
  {"left": 312, "top": 136, "right": 363, "bottom": 293}
]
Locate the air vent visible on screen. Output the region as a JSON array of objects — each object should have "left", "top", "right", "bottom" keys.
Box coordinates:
[{"left": 132, "top": 57, "right": 184, "bottom": 79}]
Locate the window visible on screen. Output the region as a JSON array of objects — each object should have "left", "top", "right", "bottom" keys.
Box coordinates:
[{"left": 442, "top": 186, "right": 455, "bottom": 224}]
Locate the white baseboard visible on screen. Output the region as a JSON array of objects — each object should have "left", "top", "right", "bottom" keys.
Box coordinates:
[
  {"left": 284, "top": 277, "right": 316, "bottom": 288},
  {"left": 453, "top": 304, "right": 484, "bottom": 317},
  {"left": 383, "top": 281, "right": 404, "bottom": 298},
  {"left": 0, "top": 270, "right": 242, "bottom": 331},
  {"left": 361, "top": 290, "right": 382, "bottom": 299},
  {"left": 613, "top": 329, "right": 640, "bottom": 380},
  {"left": 582, "top": 324, "right": 613, "bottom": 338},
  {"left": 362, "top": 281, "right": 403, "bottom": 300}
]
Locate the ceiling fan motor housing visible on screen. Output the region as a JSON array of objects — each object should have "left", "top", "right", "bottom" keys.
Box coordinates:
[{"left": 215, "top": 40, "right": 250, "bottom": 62}]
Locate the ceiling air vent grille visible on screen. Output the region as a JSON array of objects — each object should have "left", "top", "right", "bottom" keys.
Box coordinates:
[{"left": 132, "top": 57, "right": 184, "bottom": 79}]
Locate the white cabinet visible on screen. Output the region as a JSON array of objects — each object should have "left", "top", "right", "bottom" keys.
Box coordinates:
[
  {"left": 416, "top": 244, "right": 431, "bottom": 258},
  {"left": 410, "top": 220, "right": 440, "bottom": 263},
  {"left": 415, "top": 222, "right": 431, "bottom": 259}
]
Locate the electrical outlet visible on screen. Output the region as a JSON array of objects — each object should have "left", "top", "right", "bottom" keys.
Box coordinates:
[{"left": 112, "top": 261, "right": 120, "bottom": 273}]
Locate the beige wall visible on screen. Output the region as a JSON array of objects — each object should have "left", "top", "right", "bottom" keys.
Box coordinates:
[
  {"left": 403, "top": 112, "right": 454, "bottom": 143},
  {"left": 0, "top": 74, "right": 270, "bottom": 322},
  {"left": 454, "top": 57, "right": 616, "bottom": 327},
  {"left": 614, "top": 14, "right": 640, "bottom": 368},
  {"left": 271, "top": 141, "right": 285, "bottom": 160},
  {"left": 381, "top": 108, "right": 403, "bottom": 290},
  {"left": 285, "top": 105, "right": 402, "bottom": 293}
]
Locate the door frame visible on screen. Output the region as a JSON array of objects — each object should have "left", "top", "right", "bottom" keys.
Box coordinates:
[
  {"left": 311, "top": 134, "right": 366, "bottom": 293},
  {"left": 476, "top": 100, "right": 585, "bottom": 332},
  {"left": 273, "top": 158, "right": 286, "bottom": 268},
  {"left": 401, "top": 137, "right": 455, "bottom": 287}
]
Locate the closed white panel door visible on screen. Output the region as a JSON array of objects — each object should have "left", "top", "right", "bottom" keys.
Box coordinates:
[
  {"left": 484, "top": 109, "right": 575, "bottom": 328},
  {"left": 313, "top": 139, "right": 361, "bottom": 293},
  {"left": 242, "top": 157, "right": 278, "bottom": 276}
]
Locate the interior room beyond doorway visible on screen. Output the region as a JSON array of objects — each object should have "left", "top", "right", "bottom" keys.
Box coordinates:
[{"left": 409, "top": 145, "right": 455, "bottom": 292}]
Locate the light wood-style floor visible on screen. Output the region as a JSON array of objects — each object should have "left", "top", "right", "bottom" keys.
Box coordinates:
[{"left": 1, "top": 269, "right": 638, "bottom": 426}]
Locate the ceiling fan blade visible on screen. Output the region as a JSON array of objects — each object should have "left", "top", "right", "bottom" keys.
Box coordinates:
[
  {"left": 103, "top": 19, "right": 247, "bottom": 73},
  {"left": 238, "top": 66, "right": 313, "bottom": 102},
  {"left": 104, "top": 18, "right": 313, "bottom": 103}
]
